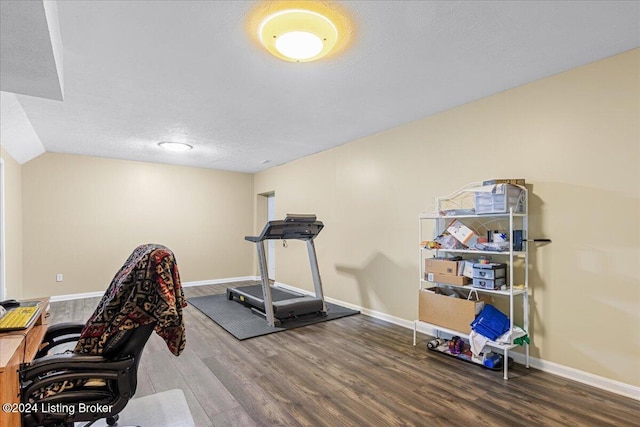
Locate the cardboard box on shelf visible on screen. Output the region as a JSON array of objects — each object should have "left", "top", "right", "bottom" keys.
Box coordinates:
[
  {"left": 418, "top": 288, "right": 490, "bottom": 334},
  {"left": 446, "top": 219, "right": 478, "bottom": 248},
  {"left": 425, "top": 258, "right": 459, "bottom": 276},
  {"left": 425, "top": 272, "right": 470, "bottom": 286}
]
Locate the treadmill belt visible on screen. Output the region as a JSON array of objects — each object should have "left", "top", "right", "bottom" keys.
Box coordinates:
[{"left": 234, "top": 284, "right": 304, "bottom": 301}]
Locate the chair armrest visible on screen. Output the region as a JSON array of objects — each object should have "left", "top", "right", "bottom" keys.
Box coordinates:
[
  {"left": 44, "top": 322, "right": 85, "bottom": 337},
  {"left": 36, "top": 322, "right": 85, "bottom": 358}
]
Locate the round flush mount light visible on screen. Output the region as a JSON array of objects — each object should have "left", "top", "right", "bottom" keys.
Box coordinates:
[
  {"left": 259, "top": 9, "right": 338, "bottom": 62},
  {"left": 158, "top": 142, "right": 193, "bottom": 152}
]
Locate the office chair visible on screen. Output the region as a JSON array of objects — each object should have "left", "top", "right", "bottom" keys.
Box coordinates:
[{"left": 20, "top": 244, "right": 187, "bottom": 427}]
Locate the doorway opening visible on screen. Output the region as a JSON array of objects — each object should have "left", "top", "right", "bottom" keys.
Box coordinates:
[{"left": 257, "top": 192, "right": 276, "bottom": 281}]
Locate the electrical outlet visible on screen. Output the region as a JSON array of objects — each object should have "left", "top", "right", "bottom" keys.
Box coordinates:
[{"left": 56, "top": 274, "right": 63, "bottom": 282}]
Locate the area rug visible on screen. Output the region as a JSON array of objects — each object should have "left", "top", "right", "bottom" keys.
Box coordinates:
[{"left": 188, "top": 292, "right": 359, "bottom": 340}]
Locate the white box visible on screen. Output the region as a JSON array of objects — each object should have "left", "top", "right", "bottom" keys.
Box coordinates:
[
  {"left": 446, "top": 219, "right": 478, "bottom": 248},
  {"left": 461, "top": 260, "right": 477, "bottom": 278}
]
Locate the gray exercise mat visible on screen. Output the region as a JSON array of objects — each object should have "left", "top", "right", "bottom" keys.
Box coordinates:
[{"left": 188, "top": 293, "right": 359, "bottom": 340}]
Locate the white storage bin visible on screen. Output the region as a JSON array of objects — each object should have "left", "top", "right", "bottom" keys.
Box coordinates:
[
  {"left": 474, "top": 185, "right": 524, "bottom": 214},
  {"left": 472, "top": 277, "right": 506, "bottom": 290}
]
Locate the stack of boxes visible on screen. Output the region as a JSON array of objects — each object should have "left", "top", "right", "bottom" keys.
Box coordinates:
[
  {"left": 424, "top": 257, "right": 470, "bottom": 285},
  {"left": 419, "top": 257, "right": 500, "bottom": 333},
  {"left": 420, "top": 257, "right": 485, "bottom": 333},
  {"left": 424, "top": 258, "right": 509, "bottom": 290},
  {"left": 419, "top": 257, "right": 491, "bottom": 333}
]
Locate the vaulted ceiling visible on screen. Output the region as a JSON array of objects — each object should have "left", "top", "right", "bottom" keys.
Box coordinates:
[{"left": 1, "top": 1, "right": 638, "bottom": 173}]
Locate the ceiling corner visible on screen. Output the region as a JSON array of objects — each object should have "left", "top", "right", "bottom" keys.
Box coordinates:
[{"left": 0, "top": 0, "right": 64, "bottom": 101}]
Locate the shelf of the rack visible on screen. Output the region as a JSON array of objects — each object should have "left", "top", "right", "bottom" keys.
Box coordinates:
[
  {"left": 420, "top": 280, "right": 527, "bottom": 296},
  {"left": 419, "top": 212, "right": 527, "bottom": 220},
  {"left": 420, "top": 248, "right": 526, "bottom": 256},
  {"left": 414, "top": 320, "right": 527, "bottom": 350}
]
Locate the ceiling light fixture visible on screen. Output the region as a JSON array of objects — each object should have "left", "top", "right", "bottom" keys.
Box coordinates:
[
  {"left": 158, "top": 142, "right": 193, "bottom": 152},
  {"left": 259, "top": 9, "right": 338, "bottom": 62}
]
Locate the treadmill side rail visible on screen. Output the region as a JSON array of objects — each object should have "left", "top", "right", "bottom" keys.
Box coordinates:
[
  {"left": 256, "top": 240, "right": 276, "bottom": 326},
  {"left": 307, "top": 239, "right": 327, "bottom": 313}
]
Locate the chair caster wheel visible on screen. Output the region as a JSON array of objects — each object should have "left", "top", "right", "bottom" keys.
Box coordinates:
[{"left": 107, "top": 414, "right": 119, "bottom": 425}]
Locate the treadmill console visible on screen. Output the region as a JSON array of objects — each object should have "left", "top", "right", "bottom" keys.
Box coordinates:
[
  {"left": 245, "top": 214, "right": 324, "bottom": 241},
  {"left": 284, "top": 214, "right": 317, "bottom": 222}
]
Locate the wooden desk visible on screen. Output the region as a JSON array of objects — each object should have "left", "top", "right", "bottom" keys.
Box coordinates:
[{"left": 0, "top": 298, "right": 50, "bottom": 427}]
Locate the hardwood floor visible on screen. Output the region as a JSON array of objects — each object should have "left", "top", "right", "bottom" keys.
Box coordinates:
[{"left": 48, "top": 284, "right": 639, "bottom": 427}]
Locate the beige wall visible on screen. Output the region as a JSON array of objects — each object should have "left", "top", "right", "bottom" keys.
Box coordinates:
[
  {"left": 21, "top": 153, "right": 255, "bottom": 297},
  {"left": 254, "top": 49, "right": 640, "bottom": 386},
  {"left": 0, "top": 147, "right": 23, "bottom": 299}
]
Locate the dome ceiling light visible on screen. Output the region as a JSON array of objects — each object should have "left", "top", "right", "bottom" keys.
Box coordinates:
[
  {"left": 258, "top": 9, "right": 339, "bottom": 62},
  {"left": 158, "top": 142, "right": 193, "bottom": 152}
]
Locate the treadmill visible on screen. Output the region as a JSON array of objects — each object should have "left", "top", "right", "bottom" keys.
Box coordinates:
[{"left": 226, "top": 214, "right": 327, "bottom": 327}]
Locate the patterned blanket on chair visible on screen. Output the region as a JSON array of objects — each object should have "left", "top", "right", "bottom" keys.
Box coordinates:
[{"left": 74, "top": 243, "right": 187, "bottom": 356}]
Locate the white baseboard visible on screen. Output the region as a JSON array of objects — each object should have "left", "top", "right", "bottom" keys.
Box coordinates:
[
  {"left": 49, "top": 276, "right": 259, "bottom": 302},
  {"left": 50, "top": 278, "right": 640, "bottom": 400},
  {"left": 515, "top": 355, "right": 640, "bottom": 401},
  {"left": 50, "top": 290, "right": 105, "bottom": 302},
  {"left": 181, "top": 276, "right": 258, "bottom": 288}
]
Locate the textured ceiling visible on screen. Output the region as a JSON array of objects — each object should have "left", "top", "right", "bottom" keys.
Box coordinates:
[
  {"left": 1, "top": 1, "right": 639, "bottom": 173},
  {"left": 0, "top": 0, "right": 64, "bottom": 100}
]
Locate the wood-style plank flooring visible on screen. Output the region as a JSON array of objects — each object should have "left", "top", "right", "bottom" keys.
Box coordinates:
[{"left": 48, "top": 283, "right": 639, "bottom": 427}]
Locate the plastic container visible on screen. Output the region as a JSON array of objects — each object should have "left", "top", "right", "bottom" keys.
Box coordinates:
[
  {"left": 474, "top": 185, "right": 524, "bottom": 214},
  {"left": 473, "top": 263, "right": 507, "bottom": 279},
  {"left": 483, "top": 352, "right": 503, "bottom": 369},
  {"left": 472, "top": 277, "right": 506, "bottom": 290}
]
